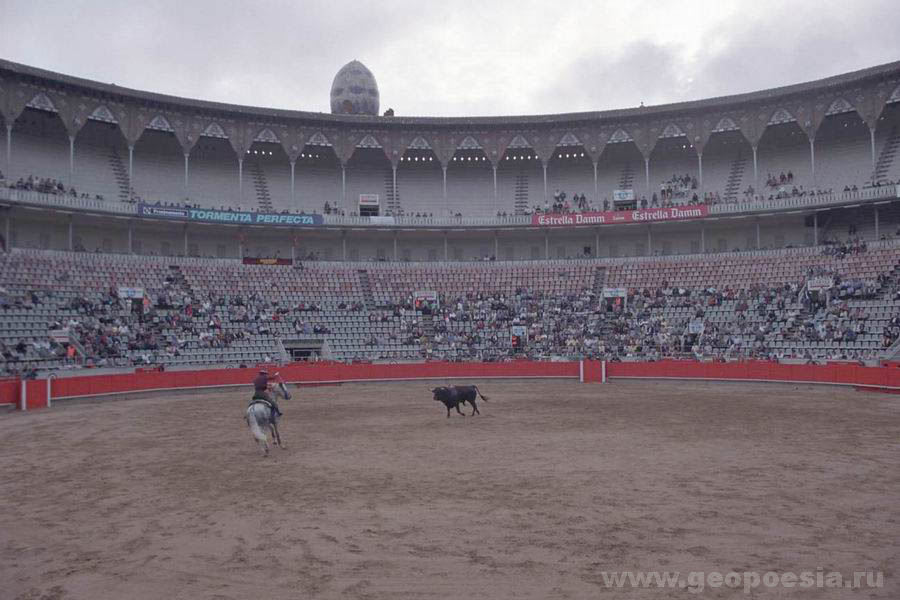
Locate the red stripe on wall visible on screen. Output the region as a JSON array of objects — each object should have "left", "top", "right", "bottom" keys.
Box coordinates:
[
  {"left": 49, "top": 361, "right": 581, "bottom": 400},
  {"left": 585, "top": 359, "right": 900, "bottom": 388},
  {"left": 15, "top": 359, "right": 900, "bottom": 409}
]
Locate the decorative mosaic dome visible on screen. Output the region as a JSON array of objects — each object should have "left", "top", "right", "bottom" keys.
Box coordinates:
[{"left": 330, "top": 60, "right": 379, "bottom": 116}]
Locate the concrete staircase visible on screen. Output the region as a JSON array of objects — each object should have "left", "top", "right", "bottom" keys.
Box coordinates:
[
  {"left": 874, "top": 126, "right": 899, "bottom": 182},
  {"left": 251, "top": 160, "right": 273, "bottom": 212},
  {"left": 723, "top": 153, "right": 747, "bottom": 201},
  {"left": 357, "top": 269, "right": 375, "bottom": 309},
  {"left": 593, "top": 266, "right": 607, "bottom": 294},
  {"left": 384, "top": 170, "right": 400, "bottom": 215},
  {"left": 108, "top": 148, "right": 130, "bottom": 201},
  {"left": 619, "top": 165, "right": 635, "bottom": 190},
  {"left": 514, "top": 172, "right": 530, "bottom": 214}
]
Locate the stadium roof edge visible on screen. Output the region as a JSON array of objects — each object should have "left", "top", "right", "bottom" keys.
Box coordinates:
[{"left": 1, "top": 57, "right": 899, "bottom": 128}]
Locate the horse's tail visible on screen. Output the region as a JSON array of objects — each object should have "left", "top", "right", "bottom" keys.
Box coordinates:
[
  {"left": 246, "top": 406, "right": 268, "bottom": 444},
  {"left": 473, "top": 385, "right": 489, "bottom": 401}
]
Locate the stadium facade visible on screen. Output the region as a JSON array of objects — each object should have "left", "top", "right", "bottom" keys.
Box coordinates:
[{"left": 0, "top": 59, "right": 899, "bottom": 261}]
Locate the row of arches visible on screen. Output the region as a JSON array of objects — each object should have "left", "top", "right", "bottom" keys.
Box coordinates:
[
  {"left": 3, "top": 88, "right": 900, "bottom": 215},
  {"left": 5, "top": 82, "right": 899, "bottom": 160}
]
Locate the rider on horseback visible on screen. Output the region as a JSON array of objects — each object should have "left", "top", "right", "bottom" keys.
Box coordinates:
[{"left": 251, "top": 369, "right": 283, "bottom": 421}]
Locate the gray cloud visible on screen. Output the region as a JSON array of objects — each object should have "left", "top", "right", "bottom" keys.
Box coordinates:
[
  {"left": 1, "top": 0, "right": 898, "bottom": 117},
  {"left": 535, "top": 1, "right": 900, "bottom": 113},
  {"left": 535, "top": 41, "right": 685, "bottom": 113}
]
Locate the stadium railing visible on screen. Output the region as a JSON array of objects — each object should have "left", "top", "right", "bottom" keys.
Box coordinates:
[
  {"left": 8, "top": 359, "right": 900, "bottom": 411},
  {"left": 3, "top": 185, "right": 897, "bottom": 228}
]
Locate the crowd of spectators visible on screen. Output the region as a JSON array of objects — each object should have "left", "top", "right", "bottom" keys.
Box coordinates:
[
  {"left": 822, "top": 236, "right": 868, "bottom": 257},
  {"left": 1, "top": 268, "right": 331, "bottom": 375},
  {"left": 766, "top": 171, "right": 794, "bottom": 187},
  {"left": 322, "top": 201, "right": 345, "bottom": 216},
  {"left": 0, "top": 173, "right": 104, "bottom": 201},
  {"left": 6, "top": 164, "right": 898, "bottom": 225},
  {"left": 356, "top": 269, "right": 890, "bottom": 365},
  {"left": 2, "top": 247, "right": 896, "bottom": 377},
  {"left": 325, "top": 238, "right": 894, "bottom": 364},
  {"left": 4, "top": 162, "right": 900, "bottom": 374},
  {"left": 524, "top": 175, "right": 722, "bottom": 217},
  {"left": 659, "top": 173, "right": 698, "bottom": 199}
]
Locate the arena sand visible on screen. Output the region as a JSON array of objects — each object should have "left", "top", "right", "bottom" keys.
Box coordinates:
[{"left": 0, "top": 379, "right": 897, "bottom": 599}]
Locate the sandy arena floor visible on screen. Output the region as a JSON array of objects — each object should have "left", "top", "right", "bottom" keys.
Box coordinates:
[{"left": 0, "top": 379, "right": 898, "bottom": 599}]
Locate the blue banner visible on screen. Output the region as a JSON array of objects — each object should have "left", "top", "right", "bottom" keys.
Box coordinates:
[{"left": 138, "top": 204, "right": 323, "bottom": 226}]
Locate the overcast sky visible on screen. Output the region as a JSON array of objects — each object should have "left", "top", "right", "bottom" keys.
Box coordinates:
[{"left": 1, "top": 0, "right": 898, "bottom": 117}]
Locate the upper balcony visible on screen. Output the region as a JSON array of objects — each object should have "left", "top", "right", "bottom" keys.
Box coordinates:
[{"left": 2, "top": 183, "right": 898, "bottom": 230}]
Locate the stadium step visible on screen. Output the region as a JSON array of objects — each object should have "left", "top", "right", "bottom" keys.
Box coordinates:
[
  {"left": 514, "top": 172, "right": 530, "bottom": 214},
  {"left": 874, "top": 126, "right": 899, "bottom": 182},
  {"left": 593, "top": 266, "right": 607, "bottom": 294},
  {"left": 619, "top": 165, "right": 634, "bottom": 190},
  {"left": 357, "top": 269, "right": 375, "bottom": 309},
  {"left": 723, "top": 152, "right": 747, "bottom": 202},
  {"left": 422, "top": 313, "right": 436, "bottom": 339},
  {"left": 108, "top": 148, "right": 130, "bottom": 202},
  {"left": 251, "top": 160, "right": 273, "bottom": 212},
  {"left": 384, "top": 170, "right": 400, "bottom": 215}
]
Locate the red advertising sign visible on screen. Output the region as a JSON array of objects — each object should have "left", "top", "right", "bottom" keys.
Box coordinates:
[
  {"left": 242, "top": 257, "right": 293, "bottom": 265},
  {"left": 531, "top": 205, "right": 709, "bottom": 227}
]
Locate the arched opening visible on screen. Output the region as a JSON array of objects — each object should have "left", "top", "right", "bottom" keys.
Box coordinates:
[
  {"left": 346, "top": 146, "right": 392, "bottom": 217},
  {"left": 596, "top": 138, "right": 643, "bottom": 211},
  {"left": 546, "top": 143, "right": 592, "bottom": 212},
  {"left": 875, "top": 100, "right": 900, "bottom": 184},
  {"left": 398, "top": 144, "right": 441, "bottom": 217},
  {"left": 294, "top": 142, "right": 340, "bottom": 215},
  {"left": 246, "top": 139, "right": 290, "bottom": 213},
  {"left": 191, "top": 134, "right": 240, "bottom": 210},
  {"left": 497, "top": 140, "right": 540, "bottom": 215},
  {"left": 702, "top": 129, "right": 752, "bottom": 202},
  {"left": 75, "top": 112, "right": 129, "bottom": 201},
  {"left": 9, "top": 106, "right": 70, "bottom": 191},
  {"left": 815, "top": 108, "right": 871, "bottom": 190},
  {"left": 132, "top": 128, "right": 184, "bottom": 205},
  {"left": 446, "top": 142, "right": 492, "bottom": 218},
  {"left": 756, "top": 118, "right": 810, "bottom": 196},
  {"left": 648, "top": 134, "right": 697, "bottom": 207}
]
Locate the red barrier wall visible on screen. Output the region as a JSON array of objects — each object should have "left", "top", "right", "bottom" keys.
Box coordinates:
[
  {"left": 585, "top": 359, "right": 900, "bottom": 388},
  {"left": 25, "top": 379, "right": 48, "bottom": 409},
  {"left": 0, "top": 378, "right": 18, "bottom": 405},
  {"left": 18, "top": 359, "right": 900, "bottom": 409},
  {"left": 49, "top": 360, "right": 581, "bottom": 400}
]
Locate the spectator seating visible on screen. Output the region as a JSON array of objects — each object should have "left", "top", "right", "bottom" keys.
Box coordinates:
[{"left": 3, "top": 240, "right": 900, "bottom": 375}]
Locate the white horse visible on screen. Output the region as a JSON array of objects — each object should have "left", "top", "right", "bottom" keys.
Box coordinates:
[{"left": 245, "top": 381, "right": 291, "bottom": 456}]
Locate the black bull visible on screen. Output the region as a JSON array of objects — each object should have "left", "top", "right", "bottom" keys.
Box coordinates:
[{"left": 431, "top": 385, "right": 490, "bottom": 417}]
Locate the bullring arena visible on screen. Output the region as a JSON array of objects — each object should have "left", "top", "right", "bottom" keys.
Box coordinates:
[
  {"left": 1, "top": 378, "right": 898, "bottom": 600},
  {"left": 3, "top": 17, "right": 900, "bottom": 598}
]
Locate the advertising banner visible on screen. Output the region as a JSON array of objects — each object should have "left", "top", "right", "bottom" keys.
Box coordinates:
[
  {"left": 50, "top": 328, "right": 71, "bottom": 344},
  {"left": 807, "top": 276, "right": 834, "bottom": 291},
  {"left": 414, "top": 290, "right": 439, "bottom": 310},
  {"left": 138, "top": 204, "right": 323, "bottom": 226},
  {"left": 117, "top": 286, "right": 144, "bottom": 299},
  {"left": 242, "top": 258, "right": 293, "bottom": 266},
  {"left": 613, "top": 189, "right": 635, "bottom": 202},
  {"left": 532, "top": 205, "right": 708, "bottom": 227},
  {"left": 602, "top": 287, "right": 628, "bottom": 298}
]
